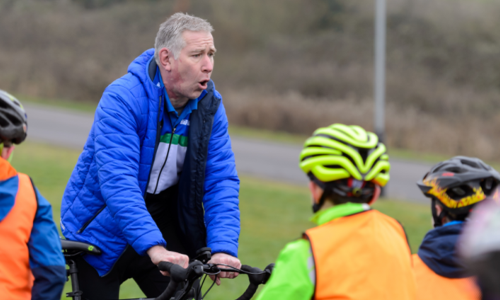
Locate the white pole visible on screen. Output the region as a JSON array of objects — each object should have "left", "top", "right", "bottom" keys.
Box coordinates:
[
  {"left": 375, "top": 0, "right": 387, "bottom": 197},
  {"left": 374, "top": 0, "right": 386, "bottom": 142}
]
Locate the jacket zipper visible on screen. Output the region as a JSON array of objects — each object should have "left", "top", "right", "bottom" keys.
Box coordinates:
[
  {"left": 144, "top": 95, "right": 164, "bottom": 200},
  {"left": 77, "top": 205, "right": 106, "bottom": 233},
  {"left": 152, "top": 125, "right": 176, "bottom": 194}
]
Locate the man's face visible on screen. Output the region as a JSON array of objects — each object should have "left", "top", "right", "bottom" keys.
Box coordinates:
[{"left": 167, "top": 30, "right": 215, "bottom": 101}]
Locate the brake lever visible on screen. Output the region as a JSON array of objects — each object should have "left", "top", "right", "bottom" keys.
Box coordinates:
[{"left": 202, "top": 263, "right": 221, "bottom": 275}]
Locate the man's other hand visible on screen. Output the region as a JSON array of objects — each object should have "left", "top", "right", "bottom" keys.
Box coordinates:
[
  {"left": 147, "top": 245, "right": 189, "bottom": 276},
  {"left": 208, "top": 253, "right": 242, "bottom": 285}
]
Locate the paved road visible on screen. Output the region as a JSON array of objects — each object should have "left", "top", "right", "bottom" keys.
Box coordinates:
[{"left": 25, "top": 103, "right": 432, "bottom": 203}]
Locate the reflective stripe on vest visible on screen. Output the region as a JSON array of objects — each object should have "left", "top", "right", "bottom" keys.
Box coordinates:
[
  {"left": 413, "top": 254, "right": 480, "bottom": 300},
  {"left": 304, "top": 210, "right": 416, "bottom": 300},
  {"left": 0, "top": 172, "right": 37, "bottom": 299}
]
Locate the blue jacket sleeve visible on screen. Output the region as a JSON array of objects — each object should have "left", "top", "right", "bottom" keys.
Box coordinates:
[
  {"left": 94, "top": 86, "right": 166, "bottom": 255},
  {"left": 28, "top": 186, "right": 66, "bottom": 300},
  {"left": 203, "top": 100, "right": 240, "bottom": 257}
]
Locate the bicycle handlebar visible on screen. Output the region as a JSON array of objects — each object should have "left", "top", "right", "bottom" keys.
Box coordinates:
[
  {"left": 156, "top": 260, "right": 205, "bottom": 300},
  {"left": 156, "top": 261, "right": 274, "bottom": 300},
  {"left": 235, "top": 265, "right": 273, "bottom": 300}
]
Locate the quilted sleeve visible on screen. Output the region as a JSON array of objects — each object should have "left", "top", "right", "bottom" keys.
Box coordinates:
[
  {"left": 94, "top": 86, "right": 166, "bottom": 255},
  {"left": 203, "top": 100, "right": 240, "bottom": 257}
]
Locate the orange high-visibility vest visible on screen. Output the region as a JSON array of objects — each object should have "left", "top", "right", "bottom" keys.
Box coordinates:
[
  {"left": 413, "top": 254, "right": 480, "bottom": 300},
  {"left": 304, "top": 210, "right": 416, "bottom": 300},
  {"left": 0, "top": 159, "right": 37, "bottom": 300}
]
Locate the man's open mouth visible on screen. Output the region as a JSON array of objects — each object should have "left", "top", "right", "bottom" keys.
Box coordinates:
[{"left": 198, "top": 80, "right": 209, "bottom": 89}]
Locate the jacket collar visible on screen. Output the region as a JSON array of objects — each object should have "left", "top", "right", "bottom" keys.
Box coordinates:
[
  {"left": 311, "top": 202, "right": 371, "bottom": 225},
  {"left": 127, "top": 49, "right": 162, "bottom": 100},
  {"left": 418, "top": 222, "right": 469, "bottom": 278},
  {"left": 148, "top": 55, "right": 157, "bottom": 81}
]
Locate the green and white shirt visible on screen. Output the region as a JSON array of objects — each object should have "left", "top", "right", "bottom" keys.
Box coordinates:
[{"left": 147, "top": 70, "right": 203, "bottom": 194}]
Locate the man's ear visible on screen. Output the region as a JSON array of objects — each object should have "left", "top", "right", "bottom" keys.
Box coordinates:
[
  {"left": 158, "top": 48, "right": 173, "bottom": 71},
  {"left": 309, "top": 181, "right": 323, "bottom": 204}
]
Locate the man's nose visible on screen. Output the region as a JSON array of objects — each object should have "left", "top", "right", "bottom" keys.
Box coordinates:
[{"left": 201, "top": 54, "right": 213, "bottom": 73}]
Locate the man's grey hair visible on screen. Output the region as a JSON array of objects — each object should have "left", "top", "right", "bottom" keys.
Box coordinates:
[{"left": 154, "top": 13, "right": 214, "bottom": 64}]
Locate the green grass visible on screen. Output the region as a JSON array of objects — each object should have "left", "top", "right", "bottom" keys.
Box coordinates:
[{"left": 11, "top": 141, "right": 433, "bottom": 299}]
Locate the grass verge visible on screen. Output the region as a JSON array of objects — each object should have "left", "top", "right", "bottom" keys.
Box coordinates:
[{"left": 11, "top": 141, "right": 432, "bottom": 299}]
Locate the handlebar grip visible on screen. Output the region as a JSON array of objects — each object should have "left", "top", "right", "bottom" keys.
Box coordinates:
[
  {"left": 235, "top": 264, "right": 274, "bottom": 300},
  {"left": 157, "top": 261, "right": 191, "bottom": 283},
  {"left": 243, "top": 264, "right": 273, "bottom": 285},
  {"left": 157, "top": 261, "right": 175, "bottom": 273},
  {"left": 235, "top": 283, "right": 258, "bottom": 300}
]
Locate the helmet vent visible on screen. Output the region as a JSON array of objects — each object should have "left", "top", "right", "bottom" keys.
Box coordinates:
[
  {"left": 460, "top": 159, "right": 481, "bottom": 169},
  {"left": 4, "top": 111, "right": 21, "bottom": 126},
  {"left": 446, "top": 185, "right": 473, "bottom": 200},
  {"left": 0, "top": 115, "right": 9, "bottom": 127},
  {"left": 358, "top": 148, "right": 368, "bottom": 163},
  {"left": 480, "top": 178, "right": 497, "bottom": 196},
  {"left": 435, "top": 166, "right": 463, "bottom": 174},
  {"left": 325, "top": 164, "right": 342, "bottom": 169}
]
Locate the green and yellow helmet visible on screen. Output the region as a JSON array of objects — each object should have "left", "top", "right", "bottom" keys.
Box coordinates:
[{"left": 299, "top": 124, "right": 390, "bottom": 204}]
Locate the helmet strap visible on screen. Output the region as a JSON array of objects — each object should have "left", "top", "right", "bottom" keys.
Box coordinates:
[
  {"left": 309, "top": 176, "right": 330, "bottom": 213},
  {"left": 431, "top": 198, "right": 447, "bottom": 227},
  {"left": 312, "top": 190, "right": 328, "bottom": 213}
]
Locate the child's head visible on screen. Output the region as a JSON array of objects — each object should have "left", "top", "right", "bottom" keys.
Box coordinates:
[
  {"left": 299, "top": 124, "right": 390, "bottom": 212},
  {"left": 0, "top": 90, "right": 27, "bottom": 162},
  {"left": 417, "top": 156, "right": 500, "bottom": 227}
]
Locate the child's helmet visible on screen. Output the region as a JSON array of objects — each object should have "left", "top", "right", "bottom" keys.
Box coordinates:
[
  {"left": 0, "top": 90, "right": 27, "bottom": 145},
  {"left": 299, "top": 124, "right": 390, "bottom": 208},
  {"left": 417, "top": 156, "right": 500, "bottom": 227}
]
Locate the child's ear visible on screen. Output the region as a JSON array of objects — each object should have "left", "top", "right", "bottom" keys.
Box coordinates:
[
  {"left": 368, "top": 185, "right": 381, "bottom": 205},
  {"left": 309, "top": 181, "right": 323, "bottom": 204}
]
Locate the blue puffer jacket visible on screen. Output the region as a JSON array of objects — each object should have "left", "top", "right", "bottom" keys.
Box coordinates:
[{"left": 61, "top": 49, "right": 240, "bottom": 276}]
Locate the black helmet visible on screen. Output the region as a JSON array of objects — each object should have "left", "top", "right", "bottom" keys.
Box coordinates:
[
  {"left": 417, "top": 156, "right": 500, "bottom": 226},
  {"left": 0, "top": 90, "right": 27, "bottom": 144}
]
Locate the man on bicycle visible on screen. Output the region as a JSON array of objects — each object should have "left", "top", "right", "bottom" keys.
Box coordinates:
[
  {"left": 60, "top": 12, "right": 240, "bottom": 299},
  {"left": 413, "top": 156, "right": 496, "bottom": 299},
  {"left": 256, "top": 124, "right": 416, "bottom": 300},
  {"left": 0, "top": 90, "right": 66, "bottom": 300}
]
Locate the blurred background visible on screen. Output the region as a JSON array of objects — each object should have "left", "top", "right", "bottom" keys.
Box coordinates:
[
  {"left": 2, "top": 0, "right": 499, "bottom": 298},
  {"left": 3, "top": 0, "right": 500, "bottom": 159}
]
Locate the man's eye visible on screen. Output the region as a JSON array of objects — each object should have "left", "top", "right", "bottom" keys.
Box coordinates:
[{"left": 193, "top": 54, "right": 201, "bottom": 58}]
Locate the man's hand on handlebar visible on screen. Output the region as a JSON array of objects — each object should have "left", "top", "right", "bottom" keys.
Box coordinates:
[
  {"left": 147, "top": 245, "right": 189, "bottom": 276},
  {"left": 208, "top": 252, "right": 242, "bottom": 285}
]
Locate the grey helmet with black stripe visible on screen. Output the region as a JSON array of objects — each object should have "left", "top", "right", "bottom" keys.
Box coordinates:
[{"left": 0, "top": 90, "right": 27, "bottom": 144}]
